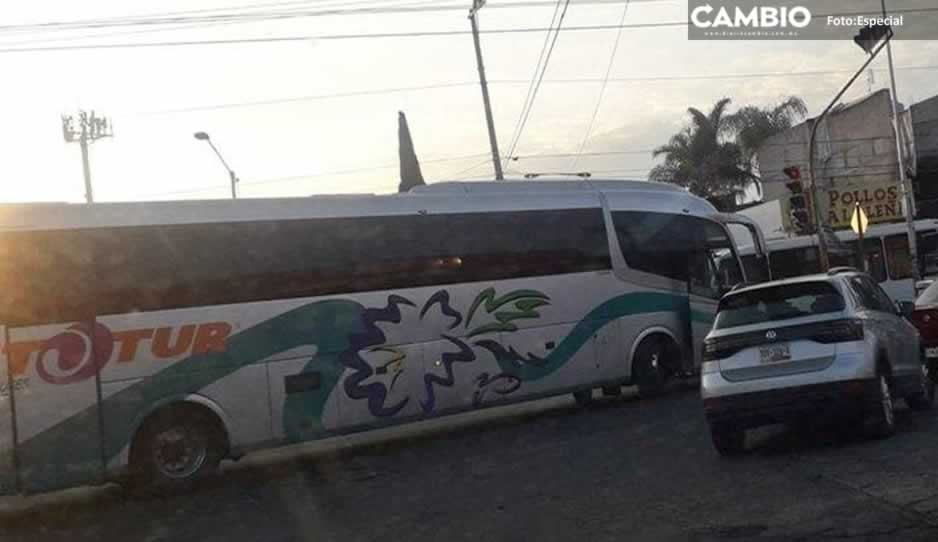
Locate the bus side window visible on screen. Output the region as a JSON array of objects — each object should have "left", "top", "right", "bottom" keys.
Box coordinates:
[
  {"left": 885, "top": 234, "right": 914, "bottom": 280},
  {"left": 769, "top": 247, "right": 822, "bottom": 279},
  {"left": 741, "top": 254, "right": 769, "bottom": 283},
  {"left": 612, "top": 211, "right": 741, "bottom": 293},
  {"left": 612, "top": 211, "right": 692, "bottom": 282},
  {"left": 917, "top": 230, "right": 938, "bottom": 277}
]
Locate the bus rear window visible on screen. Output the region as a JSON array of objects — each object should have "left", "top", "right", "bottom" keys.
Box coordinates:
[{"left": 714, "top": 281, "right": 845, "bottom": 329}]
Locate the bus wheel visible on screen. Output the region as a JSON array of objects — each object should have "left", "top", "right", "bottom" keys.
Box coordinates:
[
  {"left": 131, "top": 404, "right": 227, "bottom": 492},
  {"left": 633, "top": 335, "right": 674, "bottom": 398}
]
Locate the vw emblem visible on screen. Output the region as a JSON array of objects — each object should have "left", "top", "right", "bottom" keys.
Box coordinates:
[{"left": 765, "top": 330, "right": 777, "bottom": 340}]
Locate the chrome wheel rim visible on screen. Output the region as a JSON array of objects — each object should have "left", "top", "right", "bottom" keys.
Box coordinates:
[
  {"left": 153, "top": 425, "right": 207, "bottom": 479},
  {"left": 880, "top": 376, "right": 894, "bottom": 427}
]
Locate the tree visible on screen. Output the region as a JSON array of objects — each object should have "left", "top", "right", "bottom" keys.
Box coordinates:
[
  {"left": 649, "top": 98, "right": 756, "bottom": 199},
  {"left": 649, "top": 96, "right": 807, "bottom": 202},
  {"left": 725, "top": 96, "right": 808, "bottom": 178}
]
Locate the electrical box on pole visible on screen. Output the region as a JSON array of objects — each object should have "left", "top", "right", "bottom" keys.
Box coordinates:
[{"left": 62, "top": 110, "right": 113, "bottom": 203}]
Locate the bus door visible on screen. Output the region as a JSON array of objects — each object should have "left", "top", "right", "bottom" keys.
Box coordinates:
[
  {"left": 0, "top": 325, "right": 16, "bottom": 494},
  {"left": 714, "top": 213, "right": 770, "bottom": 283},
  {"left": 686, "top": 220, "right": 747, "bottom": 369}
]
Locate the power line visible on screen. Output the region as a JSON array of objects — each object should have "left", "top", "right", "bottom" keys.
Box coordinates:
[
  {"left": 0, "top": 0, "right": 438, "bottom": 34},
  {"left": 505, "top": 0, "right": 572, "bottom": 160},
  {"left": 142, "top": 82, "right": 482, "bottom": 114},
  {"left": 142, "top": 150, "right": 492, "bottom": 197},
  {"left": 0, "top": 20, "right": 689, "bottom": 53},
  {"left": 571, "top": 0, "right": 630, "bottom": 169},
  {"left": 134, "top": 64, "right": 938, "bottom": 115},
  {"left": 504, "top": 0, "right": 564, "bottom": 167},
  {"left": 1, "top": 6, "right": 935, "bottom": 51},
  {"left": 0, "top": 0, "right": 675, "bottom": 37},
  {"left": 448, "top": 157, "right": 497, "bottom": 179}
]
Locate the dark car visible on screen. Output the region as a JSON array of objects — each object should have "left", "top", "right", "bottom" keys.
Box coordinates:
[{"left": 911, "top": 280, "right": 938, "bottom": 380}]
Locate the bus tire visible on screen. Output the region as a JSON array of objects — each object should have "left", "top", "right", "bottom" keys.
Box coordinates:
[
  {"left": 130, "top": 403, "right": 228, "bottom": 492},
  {"left": 633, "top": 335, "right": 674, "bottom": 398}
]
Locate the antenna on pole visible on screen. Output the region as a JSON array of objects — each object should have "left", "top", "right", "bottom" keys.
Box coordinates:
[{"left": 62, "top": 110, "right": 113, "bottom": 203}]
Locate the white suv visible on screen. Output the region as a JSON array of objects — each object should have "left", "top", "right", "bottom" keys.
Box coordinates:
[{"left": 701, "top": 268, "right": 934, "bottom": 455}]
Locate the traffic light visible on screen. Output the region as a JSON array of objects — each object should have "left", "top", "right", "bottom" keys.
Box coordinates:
[
  {"left": 854, "top": 23, "right": 892, "bottom": 54},
  {"left": 784, "top": 166, "right": 812, "bottom": 235}
]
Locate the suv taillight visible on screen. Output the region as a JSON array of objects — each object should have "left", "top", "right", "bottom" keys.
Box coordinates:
[
  {"left": 810, "top": 319, "right": 864, "bottom": 343},
  {"left": 702, "top": 318, "right": 863, "bottom": 361},
  {"left": 702, "top": 337, "right": 746, "bottom": 361}
]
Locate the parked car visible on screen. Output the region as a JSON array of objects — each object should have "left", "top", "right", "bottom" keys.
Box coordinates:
[
  {"left": 701, "top": 268, "right": 933, "bottom": 456},
  {"left": 911, "top": 280, "right": 938, "bottom": 380}
]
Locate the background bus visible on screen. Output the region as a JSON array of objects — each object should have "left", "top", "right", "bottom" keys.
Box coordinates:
[
  {"left": 730, "top": 219, "right": 938, "bottom": 302},
  {"left": 0, "top": 180, "right": 764, "bottom": 495}
]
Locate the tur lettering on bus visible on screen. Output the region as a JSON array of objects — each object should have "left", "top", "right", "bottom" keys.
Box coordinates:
[{"left": 5, "top": 322, "right": 232, "bottom": 376}]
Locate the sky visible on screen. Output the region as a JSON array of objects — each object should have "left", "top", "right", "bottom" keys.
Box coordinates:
[{"left": 0, "top": 0, "right": 936, "bottom": 203}]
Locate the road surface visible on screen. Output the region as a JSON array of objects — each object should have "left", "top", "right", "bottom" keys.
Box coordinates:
[{"left": 4, "top": 386, "right": 938, "bottom": 541}]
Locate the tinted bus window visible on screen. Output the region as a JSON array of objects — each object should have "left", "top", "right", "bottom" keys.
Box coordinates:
[
  {"left": 918, "top": 230, "right": 938, "bottom": 276},
  {"left": 613, "top": 211, "right": 740, "bottom": 292},
  {"left": 885, "top": 234, "right": 914, "bottom": 280},
  {"left": 827, "top": 239, "right": 885, "bottom": 282},
  {"left": 769, "top": 247, "right": 821, "bottom": 279},
  {"left": 0, "top": 231, "right": 97, "bottom": 325},
  {"left": 7, "top": 208, "right": 611, "bottom": 321}
]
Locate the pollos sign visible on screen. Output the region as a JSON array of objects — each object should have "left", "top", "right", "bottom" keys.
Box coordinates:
[{"left": 827, "top": 184, "right": 902, "bottom": 228}]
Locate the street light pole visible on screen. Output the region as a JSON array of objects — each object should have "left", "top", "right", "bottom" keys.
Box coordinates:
[
  {"left": 194, "top": 132, "right": 239, "bottom": 199},
  {"left": 470, "top": 0, "right": 504, "bottom": 180},
  {"left": 882, "top": 0, "right": 919, "bottom": 281},
  {"left": 809, "top": 33, "right": 892, "bottom": 271}
]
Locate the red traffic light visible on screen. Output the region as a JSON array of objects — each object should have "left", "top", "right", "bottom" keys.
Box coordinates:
[{"left": 783, "top": 166, "right": 801, "bottom": 180}]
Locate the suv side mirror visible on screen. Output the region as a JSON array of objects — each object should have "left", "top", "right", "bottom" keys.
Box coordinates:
[{"left": 897, "top": 300, "right": 915, "bottom": 317}]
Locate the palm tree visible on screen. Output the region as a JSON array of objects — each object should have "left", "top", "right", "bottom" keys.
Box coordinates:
[
  {"left": 725, "top": 96, "right": 808, "bottom": 176},
  {"left": 649, "top": 98, "right": 756, "bottom": 199}
]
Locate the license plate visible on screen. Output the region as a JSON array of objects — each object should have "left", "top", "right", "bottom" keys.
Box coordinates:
[
  {"left": 927, "top": 347, "right": 938, "bottom": 358},
  {"left": 760, "top": 343, "right": 791, "bottom": 364}
]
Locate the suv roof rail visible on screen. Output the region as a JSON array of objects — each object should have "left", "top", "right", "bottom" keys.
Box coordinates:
[{"left": 827, "top": 266, "right": 860, "bottom": 276}]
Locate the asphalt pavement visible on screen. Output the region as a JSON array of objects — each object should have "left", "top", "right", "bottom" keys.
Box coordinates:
[{"left": 4, "top": 384, "right": 938, "bottom": 541}]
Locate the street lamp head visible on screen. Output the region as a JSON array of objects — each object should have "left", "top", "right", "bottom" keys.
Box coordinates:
[{"left": 193, "top": 131, "right": 210, "bottom": 141}]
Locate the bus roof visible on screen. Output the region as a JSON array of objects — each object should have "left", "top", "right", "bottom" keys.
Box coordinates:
[
  {"left": 0, "top": 179, "right": 715, "bottom": 232},
  {"left": 411, "top": 179, "right": 685, "bottom": 194}
]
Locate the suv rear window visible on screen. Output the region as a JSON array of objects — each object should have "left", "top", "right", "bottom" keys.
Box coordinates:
[{"left": 714, "top": 281, "right": 845, "bottom": 329}]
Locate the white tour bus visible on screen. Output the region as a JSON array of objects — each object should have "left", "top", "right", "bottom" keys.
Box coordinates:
[
  {"left": 729, "top": 219, "right": 938, "bottom": 302},
  {"left": 0, "top": 180, "right": 765, "bottom": 495}
]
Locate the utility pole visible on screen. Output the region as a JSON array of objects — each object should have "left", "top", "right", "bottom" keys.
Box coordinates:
[
  {"left": 882, "top": 0, "right": 920, "bottom": 281},
  {"left": 62, "top": 111, "right": 112, "bottom": 203},
  {"left": 469, "top": 0, "right": 504, "bottom": 180}
]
